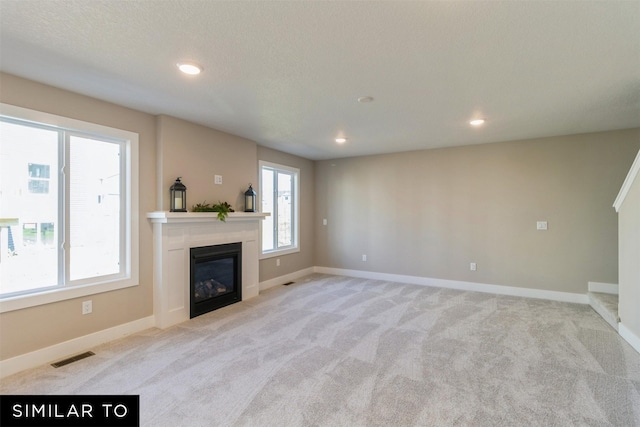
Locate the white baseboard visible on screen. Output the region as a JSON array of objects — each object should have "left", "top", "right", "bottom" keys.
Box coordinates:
[
  {"left": 619, "top": 323, "right": 640, "bottom": 355},
  {"left": 259, "top": 267, "right": 315, "bottom": 292},
  {"left": 0, "top": 315, "right": 155, "bottom": 379},
  {"left": 314, "top": 266, "right": 589, "bottom": 304},
  {"left": 0, "top": 268, "right": 598, "bottom": 379},
  {"left": 587, "top": 281, "right": 619, "bottom": 295}
]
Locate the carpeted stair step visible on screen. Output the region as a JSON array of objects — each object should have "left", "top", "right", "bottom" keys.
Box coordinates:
[{"left": 588, "top": 291, "right": 619, "bottom": 331}]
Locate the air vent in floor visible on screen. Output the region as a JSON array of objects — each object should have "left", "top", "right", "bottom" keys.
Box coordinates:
[{"left": 51, "top": 351, "right": 95, "bottom": 368}]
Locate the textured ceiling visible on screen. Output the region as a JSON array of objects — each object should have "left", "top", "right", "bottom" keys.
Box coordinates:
[{"left": 1, "top": 1, "right": 639, "bottom": 160}]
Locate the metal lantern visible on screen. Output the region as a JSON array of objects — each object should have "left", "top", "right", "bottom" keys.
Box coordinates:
[
  {"left": 244, "top": 183, "right": 257, "bottom": 212},
  {"left": 170, "top": 177, "right": 187, "bottom": 212}
]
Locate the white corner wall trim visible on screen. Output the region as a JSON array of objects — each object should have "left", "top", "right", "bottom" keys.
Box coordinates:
[
  {"left": 587, "top": 281, "right": 619, "bottom": 295},
  {"left": 0, "top": 316, "right": 155, "bottom": 379},
  {"left": 259, "top": 267, "right": 315, "bottom": 292},
  {"left": 314, "top": 267, "right": 589, "bottom": 304},
  {"left": 613, "top": 148, "right": 640, "bottom": 212},
  {"left": 619, "top": 323, "right": 640, "bottom": 355}
]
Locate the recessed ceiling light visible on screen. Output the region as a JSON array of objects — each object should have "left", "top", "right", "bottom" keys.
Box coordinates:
[
  {"left": 470, "top": 119, "right": 485, "bottom": 126},
  {"left": 335, "top": 137, "right": 347, "bottom": 144},
  {"left": 177, "top": 62, "right": 203, "bottom": 75},
  {"left": 357, "top": 96, "right": 374, "bottom": 103}
]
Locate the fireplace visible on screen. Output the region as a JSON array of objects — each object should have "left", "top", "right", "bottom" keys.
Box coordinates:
[
  {"left": 148, "top": 211, "right": 267, "bottom": 328},
  {"left": 190, "top": 242, "right": 242, "bottom": 318}
]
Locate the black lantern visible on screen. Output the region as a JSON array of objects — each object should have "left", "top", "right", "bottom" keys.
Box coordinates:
[
  {"left": 244, "top": 183, "right": 257, "bottom": 212},
  {"left": 170, "top": 177, "right": 187, "bottom": 212}
]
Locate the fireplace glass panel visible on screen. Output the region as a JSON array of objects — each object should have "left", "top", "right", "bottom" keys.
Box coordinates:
[
  {"left": 190, "top": 242, "right": 242, "bottom": 318},
  {"left": 193, "top": 258, "right": 234, "bottom": 303}
]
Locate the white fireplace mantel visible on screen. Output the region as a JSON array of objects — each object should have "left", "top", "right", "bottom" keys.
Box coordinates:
[
  {"left": 147, "top": 211, "right": 269, "bottom": 224},
  {"left": 147, "top": 211, "right": 268, "bottom": 328}
]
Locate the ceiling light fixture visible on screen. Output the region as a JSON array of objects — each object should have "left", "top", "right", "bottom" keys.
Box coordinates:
[
  {"left": 177, "top": 62, "right": 203, "bottom": 75},
  {"left": 470, "top": 119, "right": 485, "bottom": 126},
  {"left": 335, "top": 137, "right": 347, "bottom": 144}
]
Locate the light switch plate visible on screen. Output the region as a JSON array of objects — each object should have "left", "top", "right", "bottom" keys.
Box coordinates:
[{"left": 536, "top": 221, "right": 548, "bottom": 230}]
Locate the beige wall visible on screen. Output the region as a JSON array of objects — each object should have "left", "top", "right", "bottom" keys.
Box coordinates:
[
  {"left": 618, "top": 152, "right": 640, "bottom": 340},
  {"left": 0, "top": 73, "right": 157, "bottom": 360},
  {"left": 157, "top": 115, "right": 258, "bottom": 212},
  {"left": 257, "top": 146, "right": 315, "bottom": 282},
  {"left": 315, "top": 129, "right": 640, "bottom": 294}
]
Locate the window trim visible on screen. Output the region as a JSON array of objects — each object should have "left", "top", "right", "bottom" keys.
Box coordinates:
[
  {"left": 0, "top": 103, "right": 139, "bottom": 313},
  {"left": 259, "top": 160, "right": 300, "bottom": 259}
]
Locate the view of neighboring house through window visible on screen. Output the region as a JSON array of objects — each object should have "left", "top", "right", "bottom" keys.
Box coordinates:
[
  {"left": 0, "top": 106, "right": 135, "bottom": 301},
  {"left": 28, "top": 163, "right": 50, "bottom": 193},
  {"left": 260, "top": 161, "right": 299, "bottom": 256},
  {"left": 1, "top": 121, "right": 59, "bottom": 294}
]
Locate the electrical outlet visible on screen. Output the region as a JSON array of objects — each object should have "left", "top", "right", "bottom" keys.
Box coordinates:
[
  {"left": 82, "top": 300, "right": 92, "bottom": 315},
  {"left": 362, "top": 254, "right": 367, "bottom": 262},
  {"left": 276, "top": 258, "right": 280, "bottom": 267},
  {"left": 536, "top": 221, "right": 548, "bottom": 230},
  {"left": 323, "top": 218, "right": 327, "bottom": 226},
  {"left": 214, "top": 175, "right": 223, "bottom": 185},
  {"left": 470, "top": 262, "right": 477, "bottom": 271}
]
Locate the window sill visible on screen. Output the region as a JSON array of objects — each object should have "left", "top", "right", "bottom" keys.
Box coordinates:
[
  {"left": 260, "top": 247, "right": 300, "bottom": 260},
  {"left": 0, "top": 277, "right": 138, "bottom": 314}
]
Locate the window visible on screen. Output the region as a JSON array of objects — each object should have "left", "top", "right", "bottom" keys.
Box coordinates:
[
  {"left": 28, "top": 163, "right": 51, "bottom": 194},
  {"left": 0, "top": 103, "right": 138, "bottom": 312},
  {"left": 260, "top": 161, "right": 299, "bottom": 257}
]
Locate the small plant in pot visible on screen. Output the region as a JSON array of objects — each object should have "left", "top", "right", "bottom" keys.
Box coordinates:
[{"left": 191, "top": 201, "right": 235, "bottom": 221}]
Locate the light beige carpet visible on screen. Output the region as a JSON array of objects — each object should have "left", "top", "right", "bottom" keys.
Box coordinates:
[{"left": 2, "top": 274, "right": 639, "bottom": 426}]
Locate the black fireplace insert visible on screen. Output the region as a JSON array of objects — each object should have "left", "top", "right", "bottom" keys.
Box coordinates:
[{"left": 190, "top": 242, "right": 242, "bottom": 318}]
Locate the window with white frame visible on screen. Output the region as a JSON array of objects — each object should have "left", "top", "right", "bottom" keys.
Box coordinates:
[
  {"left": 0, "top": 104, "right": 138, "bottom": 310},
  {"left": 260, "top": 161, "right": 299, "bottom": 257}
]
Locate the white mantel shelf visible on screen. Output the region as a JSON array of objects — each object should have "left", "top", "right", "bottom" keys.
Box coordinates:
[
  {"left": 147, "top": 211, "right": 269, "bottom": 223},
  {"left": 148, "top": 210, "right": 268, "bottom": 329}
]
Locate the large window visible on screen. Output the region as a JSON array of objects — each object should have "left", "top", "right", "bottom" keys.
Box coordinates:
[
  {"left": 260, "top": 161, "right": 299, "bottom": 257},
  {"left": 0, "top": 104, "right": 138, "bottom": 311}
]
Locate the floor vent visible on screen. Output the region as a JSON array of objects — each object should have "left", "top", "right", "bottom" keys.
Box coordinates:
[
  {"left": 51, "top": 351, "right": 95, "bottom": 368},
  {"left": 283, "top": 281, "right": 295, "bottom": 286}
]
